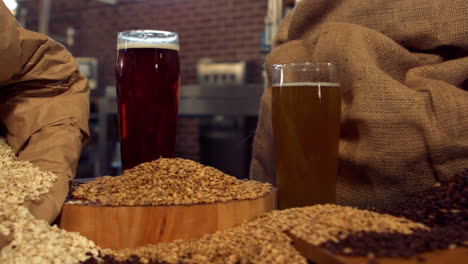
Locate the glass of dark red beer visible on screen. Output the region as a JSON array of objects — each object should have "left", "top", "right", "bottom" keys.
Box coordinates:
[{"left": 115, "top": 30, "right": 180, "bottom": 170}]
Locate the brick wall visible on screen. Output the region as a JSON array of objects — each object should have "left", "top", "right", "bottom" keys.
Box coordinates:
[
  {"left": 18, "top": 0, "right": 265, "bottom": 171},
  {"left": 176, "top": 117, "right": 203, "bottom": 162},
  {"left": 19, "top": 0, "right": 267, "bottom": 88}
]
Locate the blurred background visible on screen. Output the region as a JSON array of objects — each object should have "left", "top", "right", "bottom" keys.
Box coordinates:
[{"left": 5, "top": 0, "right": 299, "bottom": 179}]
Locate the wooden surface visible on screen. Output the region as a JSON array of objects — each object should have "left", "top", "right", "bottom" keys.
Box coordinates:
[
  {"left": 59, "top": 190, "right": 276, "bottom": 249},
  {"left": 290, "top": 233, "right": 468, "bottom": 264}
]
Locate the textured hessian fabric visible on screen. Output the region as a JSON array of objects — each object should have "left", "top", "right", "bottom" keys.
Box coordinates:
[{"left": 250, "top": 0, "right": 468, "bottom": 207}]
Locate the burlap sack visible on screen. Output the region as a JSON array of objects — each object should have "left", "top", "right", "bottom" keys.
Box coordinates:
[
  {"left": 0, "top": 0, "right": 89, "bottom": 227},
  {"left": 250, "top": 0, "right": 468, "bottom": 207}
]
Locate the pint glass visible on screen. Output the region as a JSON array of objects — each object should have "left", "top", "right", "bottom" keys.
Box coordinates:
[
  {"left": 272, "top": 63, "right": 341, "bottom": 209},
  {"left": 116, "top": 30, "right": 180, "bottom": 170}
]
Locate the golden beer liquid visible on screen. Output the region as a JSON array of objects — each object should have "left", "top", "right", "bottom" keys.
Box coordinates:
[{"left": 272, "top": 82, "right": 341, "bottom": 209}]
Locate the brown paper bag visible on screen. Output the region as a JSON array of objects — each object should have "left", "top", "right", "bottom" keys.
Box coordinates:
[
  {"left": 250, "top": 0, "right": 468, "bottom": 207},
  {"left": 0, "top": 1, "right": 90, "bottom": 228}
]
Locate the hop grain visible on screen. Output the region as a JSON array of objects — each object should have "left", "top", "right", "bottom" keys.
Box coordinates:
[{"left": 71, "top": 158, "right": 272, "bottom": 206}]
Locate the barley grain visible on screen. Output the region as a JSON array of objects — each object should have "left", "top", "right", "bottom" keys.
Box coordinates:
[{"left": 71, "top": 158, "right": 272, "bottom": 206}]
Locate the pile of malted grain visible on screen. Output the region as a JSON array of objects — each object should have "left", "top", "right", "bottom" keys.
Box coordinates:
[
  {"left": 79, "top": 170, "right": 468, "bottom": 264},
  {"left": 0, "top": 138, "right": 99, "bottom": 264},
  {"left": 81, "top": 204, "right": 427, "bottom": 264},
  {"left": 70, "top": 158, "right": 272, "bottom": 206},
  {"left": 322, "top": 169, "right": 468, "bottom": 259}
]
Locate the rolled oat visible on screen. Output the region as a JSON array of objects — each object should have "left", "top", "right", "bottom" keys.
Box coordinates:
[{"left": 0, "top": 138, "right": 100, "bottom": 263}]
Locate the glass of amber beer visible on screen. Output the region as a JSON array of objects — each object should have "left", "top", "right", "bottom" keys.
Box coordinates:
[
  {"left": 272, "top": 63, "right": 341, "bottom": 209},
  {"left": 116, "top": 30, "right": 180, "bottom": 170}
]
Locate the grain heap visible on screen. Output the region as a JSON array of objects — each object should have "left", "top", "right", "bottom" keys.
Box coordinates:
[
  {"left": 97, "top": 220, "right": 306, "bottom": 264},
  {"left": 71, "top": 158, "right": 272, "bottom": 206},
  {"left": 0, "top": 138, "right": 100, "bottom": 263},
  {"left": 321, "top": 169, "right": 468, "bottom": 258},
  {"left": 262, "top": 205, "right": 428, "bottom": 246},
  {"left": 82, "top": 204, "right": 427, "bottom": 264},
  {"left": 0, "top": 139, "right": 56, "bottom": 204}
]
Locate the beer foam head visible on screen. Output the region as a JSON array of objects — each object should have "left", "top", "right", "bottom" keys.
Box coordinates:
[
  {"left": 117, "top": 30, "right": 179, "bottom": 51},
  {"left": 117, "top": 42, "right": 179, "bottom": 51}
]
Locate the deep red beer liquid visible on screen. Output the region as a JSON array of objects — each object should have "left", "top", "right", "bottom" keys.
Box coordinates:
[{"left": 115, "top": 46, "right": 180, "bottom": 170}]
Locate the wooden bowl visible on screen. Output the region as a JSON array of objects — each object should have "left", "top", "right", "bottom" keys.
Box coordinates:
[{"left": 59, "top": 190, "right": 276, "bottom": 249}]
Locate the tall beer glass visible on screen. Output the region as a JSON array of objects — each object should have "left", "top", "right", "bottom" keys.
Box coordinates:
[
  {"left": 116, "top": 30, "right": 180, "bottom": 170},
  {"left": 272, "top": 63, "right": 341, "bottom": 209}
]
